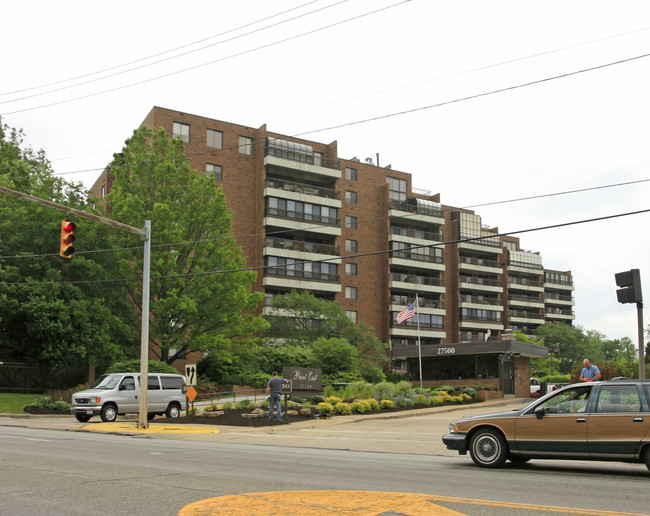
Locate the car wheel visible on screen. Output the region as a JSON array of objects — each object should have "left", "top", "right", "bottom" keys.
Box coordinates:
[
  {"left": 469, "top": 428, "right": 508, "bottom": 468},
  {"left": 100, "top": 404, "right": 118, "bottom": 423},
  {"left": 166, "top": 403, "right": 181, "bottom": 419},
  {"left": 75, "top": 414, "right": 92, "bottom": 423},
  {"left": 643, "top": 446, "right": 650, "bottom": 473}
]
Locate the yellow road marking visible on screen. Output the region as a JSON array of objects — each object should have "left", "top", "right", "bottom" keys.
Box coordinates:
[
  {"left": 179, "top": 490, "right": 650, "bottom": 516},
  {"left": 83, "top": 423, "right": 219, "bottom": 434}
]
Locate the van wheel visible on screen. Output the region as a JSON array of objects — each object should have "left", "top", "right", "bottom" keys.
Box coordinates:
[
  {"left": 166, "top": 403, "right": 181, "bottom": 419},
  {"left": 147, "top": 412, "right": 156, "bottom": 421},
  {"left": 469, "top": 428, "right": 508, "bottom": 468},
  {"left": 100, "top": 404, "right": 118, "bottom": 422},
  {"left": 75, "top": 414, "right": 92, "bottom": 423}
]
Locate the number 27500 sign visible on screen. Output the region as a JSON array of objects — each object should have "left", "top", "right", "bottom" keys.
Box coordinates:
[{"left": 437, "top": 347, "right": 456, "bottom": 355}]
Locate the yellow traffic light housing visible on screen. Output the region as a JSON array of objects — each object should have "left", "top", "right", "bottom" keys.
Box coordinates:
[{"left": 59, "top": 220, "right": 76, "bottom": 258}]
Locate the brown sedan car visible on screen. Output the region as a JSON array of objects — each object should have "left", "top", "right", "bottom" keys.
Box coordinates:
[{"left": 442, "top": 378, "right": 650, "bottom": 471}]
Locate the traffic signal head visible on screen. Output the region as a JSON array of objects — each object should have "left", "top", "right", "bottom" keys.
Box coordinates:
[
  {"left": 59, "top": 220, "right": 76, "bottom": 258},
  {"left": 615, "top": 268, "right": 642, "bottom": 304}
]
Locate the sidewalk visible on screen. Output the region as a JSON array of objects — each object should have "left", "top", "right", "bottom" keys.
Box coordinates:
[{"left": 0, "top": 397, "right": 529, "bottom": 455}]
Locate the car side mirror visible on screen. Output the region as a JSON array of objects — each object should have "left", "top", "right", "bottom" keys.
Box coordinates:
[
  {"left": 534, "top": 406, "right": 545, "bottom": 419},
  {"left": 119, "top": 384, "right": 126, "bottom": 391}
]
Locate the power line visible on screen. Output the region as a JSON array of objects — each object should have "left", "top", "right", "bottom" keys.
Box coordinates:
[
  {"left": 0, "top": 0, "right": 347, "bottom": 105},
  {"left": 1, "top": 1, "right": 410, "bottom": 116},
  {"left": 0, "top": 0, "right": 324, "bottom": 97},
  {"left": 2, "top": 207, "right": 649, "bottom": 286}
]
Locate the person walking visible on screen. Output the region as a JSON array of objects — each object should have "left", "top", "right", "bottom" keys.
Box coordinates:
[
  {"left": 580, "top": 358, "right": 602, "bottom": 382},
  {"left": 266, "top": 371, "right": 288, "bottom": 422}
]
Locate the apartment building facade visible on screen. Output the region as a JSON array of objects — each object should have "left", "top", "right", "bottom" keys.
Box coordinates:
[{"left": 91, "top": 106, "right": 575, "bottom": 395}]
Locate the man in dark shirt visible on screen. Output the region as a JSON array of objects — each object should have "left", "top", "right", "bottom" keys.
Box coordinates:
[{"left": 266, "top": 371, "right": 288, "bottom": 422}]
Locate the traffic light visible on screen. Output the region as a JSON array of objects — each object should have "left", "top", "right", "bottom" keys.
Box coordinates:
[
  {"left": 59, "top": 220, "right": 76, "bottom": 258},
  {"left": 615, "top": 269, "right": 642, "bottom": 304}
]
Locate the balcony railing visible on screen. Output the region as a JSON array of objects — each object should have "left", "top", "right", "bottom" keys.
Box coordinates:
[
  {"left": 391, "top": 250, "right": 443, "bottom": 264},
  {"left": 265, "top": 178, "right": 339, "bottom": 200},
  {"left": 509, "top": 310, "right": 545, "bottom": 320},
  {"left": 266, "top": 267, "right": 339, "bottom": 283},
  {"left": 389, "top": 272, "right": 443, "bottom": 287},
  {"left": 265, "top": 237, "right": 339, "bottom": 256},
  {"left": 265, "top": 207, "right": 339, "bottom": 226},
  {"left": 544, "top": 293, "right": 574, "bottom": 302},
  {"left": 389, "top": 199, "right": 443, "bottom": 218},
  {"left": 545, "top": 277, "right": 574, "bottom": 286},
  {"left": 508, "top": 260, "right": 544, "bottom": 270},
  {"left": 391, "top": 319, "right": 444, "bottom": 330},
  {"left": 508, "top": 277, "right": 544, "bottom": 288},
  {"left": 509, "top": 294, "right": 544, "bottom": 303},
  {"left": 460, "top": 256, "right": 502, "bottom": 268},
  {"left": 545, "top": 307, "right": 575, "bottom": 316},
  {"left": 389, "top": 226, "right": 443, "bottom": 242},
  {"left": 460, "top": 276, "right": 502, "bottom": 288},
  {"left": 265, "top": 140, "right": 340, "bottom": 170},
  {"left": 460, "top": 295, "right": 501, "bottom": 306},
  {"left": 390, "top": 295, "right": 444, "bottom": 309}
]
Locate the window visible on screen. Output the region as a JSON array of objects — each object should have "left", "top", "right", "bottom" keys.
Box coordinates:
[
  {"left": 173, "top": 122, "right": 190, "bottom": 143},
  {"left": 239, "top": 136, "right": 254, "bottom": 155},
  {"left": 345, "top": 167, "right": 357, "bottom": 181},
  {"left": 345, "top": 286, "right": 357, "bottom": 299},
  {"left": 345, "top": 191, "right": 357, "bottom": 204},
  {"left": 207, "top": 129, "right": 223, "bottom": 149},
  {"left": 345, "top": 215, "right": 357, "bottom": 229},
  {"left": 346, "top": 239, "right": 357, "bottom": 252},
  {"left": 345, "top": 263, "right": 358, "bottom": 276},
  {"left": 314, "top": 152, "right": 323, "bottom": 166},
  {"left": 206, "top": 163, "right": 222, "bottom": 181},
  {"left": 161, "top": 376, "right": 184, "bottom": 390},
  {"left": 346, "top": 310, "right": 358, "bottom": 323},
  {"left": 386, "top": 176, "right": 407, "bottom": 201}
]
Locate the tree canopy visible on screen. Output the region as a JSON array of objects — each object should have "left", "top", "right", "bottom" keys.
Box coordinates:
[{"left": 103, "top": 126, "right": 268, "bottom": 364}]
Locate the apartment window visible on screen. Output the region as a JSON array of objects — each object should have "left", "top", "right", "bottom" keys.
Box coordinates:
[
  {"left": 239, "top": 136, "right": 254, "bottom": 155},
  {"left": 207, "top": 129, "right": 223, "bottom": 149},
  {"left": 314, "top": 152, "right": 323, "bottom": 166},
  {"left": 386, "top": 176, "right": 407, "bottom": 201},
  {"left": 345, "top": 191, "right": 357, "bottom": 204},
  {"left": 206, "top": 163, "right": 222, "bottom": 181},
  {"left": 345, "top": 215, "right": 357, "bottom": 229},
  {"left": 346, "top": 310, "right": 358, "bottom": 323},
  {"left": 346, "top": 239, "right": 357, "bottom": 252},
  {"left": 100, "top": 186, "right": 105, "bottom": 200},
  {"left": 345, "top": 286, "right": 357, "bottom": 299},
  {"left": 173, "top": 122, "right": 190, "bottom": 143},
  {"left": 345, "top": 167, "right": 357, "bottom": 181},
  {"left": 345, "top": 263, "right": 358, "bottom": 276}
]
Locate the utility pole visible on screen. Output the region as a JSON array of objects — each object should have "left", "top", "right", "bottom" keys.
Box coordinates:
[{"left": 0, "top": 185, "right": 153, "bottom": 427}]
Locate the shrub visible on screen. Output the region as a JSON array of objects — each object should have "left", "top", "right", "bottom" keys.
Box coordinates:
[
  {"left": 411, "top": 394, "right": 430, "bottom": 407},
  {"left": 325, "top": 396, "right": 343, "bottom": 405},
  {"left": 394, "top": 395, "right": 409, "bottom": 407},
  {"left": 222, "top": 402, "right": 233, "bottom": 410},
  {"left": 430, "top": 396, "right": 444, "bottom": 407},
  {"left": 351, "top": 400, "right": 371, "bottom": 413},
  {"left": 459, "top": 393, "right": 472, "bottom": 401},
  {"left": 334, "top": 402, "right": 352, "bottom": 415},
  {"left": 317, "top": 402, "right": 334, "bottom": 415},
  {"left": 460, "top": 387, "right": 477, "bottom": 398},
  {"left": 235, "top": 399, "right": 252, "bottom": 409},
  {"left": 380, "top": 399, "right": 395, "bottom": 409},
  {"left": 105, "top": 360, "right": 178, "bottom": 374},
  {"left": 366, "top": 398, "right": 380, "bottom": 411},
  {"left": 306, "top": 394, "right": 324, "bottom": 404}
]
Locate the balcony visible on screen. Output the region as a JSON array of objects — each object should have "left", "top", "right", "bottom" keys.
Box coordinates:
[
  {"left": 509, "top": 309, "right": 545, "bottom": 324},
  {"left": 545, "top": 307, "right": 575, "bottom": 320},
  {"left": 265, "top": 178, "right": 339, "bottom": 202},
  {"left": 264, "top": 207, "right": 341, "bottom": 236},
  {"left": 389, "top": 249, "right": 444, "bottom": 271},
  {"left": 508, "top": 293, "right": 545, "bottom": 307},
  {"left": 388, "top": 199, "right": 444, "bottom": 225},
  {"left": 264, "top": 138, "right": 340, "bottom": 179},
  {"left": 389, "top": 272, "right": 444, "bottom": 293},
  {"left": 544, "top": 292, "right": 575, "bottom": 305},
  {"left": 264, "top": 237, "right": 341, "bottom": 264},
  {"left": 459, "top": 276, "right": 503, "bottom": 293},
  {"left": 389, "top": 226, "right": 443, "bottom": 243},
  {"left": 263, "top": 266, "right": 341, "bottom": 294},
  {"left": 459, "top": 295, "right": 503, "bottom": 309},
  {"left": 508, "top": 276, "right": 544, "bottom": 292},
  {"left": 459, "top": 255, "right": 502, "bottom": 274},
  {"left": 389, "top": 318, "right": 445, "bottom": 339}
]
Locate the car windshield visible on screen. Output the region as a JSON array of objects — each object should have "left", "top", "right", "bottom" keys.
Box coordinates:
[{"left": 93, "top": 375, "right": 121, "bottom": 390}]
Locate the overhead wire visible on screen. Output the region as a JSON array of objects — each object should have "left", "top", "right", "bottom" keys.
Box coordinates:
[{"left": 2, "top": 206, "right": 649, "bottom": 286}]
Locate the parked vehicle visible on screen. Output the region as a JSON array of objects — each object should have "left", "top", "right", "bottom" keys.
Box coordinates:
[
  {"left": 530, "top": 377, "right": 557, "bottom": 397},
  {"left": 70, "top": 372, "right": 186, "bottom": 423},
  {"left": 443, "top": 378, "right": 650, "bottom": 472}
]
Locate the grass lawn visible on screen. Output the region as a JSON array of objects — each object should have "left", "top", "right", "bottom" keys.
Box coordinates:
[{"left": 0, "top": 393, "right": 43, "bottom": 414}]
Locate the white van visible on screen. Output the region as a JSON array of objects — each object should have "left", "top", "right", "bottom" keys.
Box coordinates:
[{"left": 70, "top": 372, "right": 186, "bottom": 423}]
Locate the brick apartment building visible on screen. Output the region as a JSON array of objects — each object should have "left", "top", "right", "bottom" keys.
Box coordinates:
[{"left": 91, "top": 106, "right": 575, "bottom": 396}]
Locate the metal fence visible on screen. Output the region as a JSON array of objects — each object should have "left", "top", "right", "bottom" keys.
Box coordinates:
[{"left": 0, "top": 362, "right": 85, "bottom": 393}]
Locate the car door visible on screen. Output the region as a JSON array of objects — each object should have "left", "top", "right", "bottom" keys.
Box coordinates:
[
  {"left": 116, "top": 375, "right": 138, "bottom": 413},
  {"left": 588, "top": 383, "right": 649, "bottom": 459},
  {"left": 514, "top": 385, "right": 592, "bottom": 456}
]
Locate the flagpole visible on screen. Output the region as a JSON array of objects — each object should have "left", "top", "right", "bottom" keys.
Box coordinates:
[{"left": 416, "top": 293, "right": 422, "bottom": 388}]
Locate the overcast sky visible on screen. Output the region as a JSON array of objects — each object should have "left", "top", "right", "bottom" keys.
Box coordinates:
[{"left": 3, "top": 0, "right": 650, "bottom": 344}]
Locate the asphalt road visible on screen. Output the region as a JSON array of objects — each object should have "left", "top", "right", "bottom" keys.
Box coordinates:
[{"left": 1, "top": 400, "right": 649, "bottom": 515}]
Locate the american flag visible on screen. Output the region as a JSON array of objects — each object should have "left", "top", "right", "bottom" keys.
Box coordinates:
[{"left": 395, "top": 301, "right": 416, "bottom": 324}]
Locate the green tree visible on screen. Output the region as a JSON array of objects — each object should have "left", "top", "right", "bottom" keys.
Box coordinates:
[
  {"left": 0, "top": 124, "right": 136, "bottom": 370},
  {"left": 535, "top": 323, "right": 589, "bottom": 374},
  {"left": 103, "top": 126, "right": 268, "bottom": 365},
  {"left": 267, "top": 290, "right": 388, "bottom": 370},
  {"left": 311, "top": 337, "right": 359, "bottom": 376}
]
